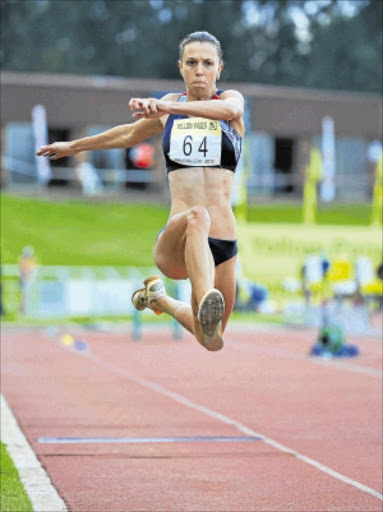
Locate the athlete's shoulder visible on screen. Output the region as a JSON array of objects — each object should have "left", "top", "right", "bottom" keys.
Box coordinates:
[{"left": 218, "top": 89, "right": 245, "bottom": 102}]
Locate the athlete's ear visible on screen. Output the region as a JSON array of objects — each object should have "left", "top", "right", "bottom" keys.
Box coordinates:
[
  {"left": 178, "top": 60, "right": 183, "bottom": 77},
  {"left": 217, "top": 63, "right": 223, "bottom": 80}
]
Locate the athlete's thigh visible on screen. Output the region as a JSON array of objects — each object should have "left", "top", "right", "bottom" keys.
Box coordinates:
[
  {"left": 153, "top": 211, "right": 189, "bottom": 279},
  {"left": 214, "top": 255, "right": 237, "bottom": 332}
]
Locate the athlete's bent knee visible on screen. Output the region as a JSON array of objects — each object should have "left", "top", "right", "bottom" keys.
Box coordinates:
[{"left": 187, "top": 206, "right": 211, "bottom": 233}]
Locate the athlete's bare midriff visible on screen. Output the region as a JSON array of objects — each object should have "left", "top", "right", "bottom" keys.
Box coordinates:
[{"left": 168, "top": 166, "right": 237, "bottom": 239}]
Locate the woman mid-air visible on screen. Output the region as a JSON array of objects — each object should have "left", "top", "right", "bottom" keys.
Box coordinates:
[{"left": 37, "top": 31, "right": 245, "bottom": 352}]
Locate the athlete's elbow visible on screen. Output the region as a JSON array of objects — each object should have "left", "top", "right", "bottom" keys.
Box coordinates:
[
  {"left": 121, "top": 129, "right": 137, "bottom": 148},
  {"left": 224, "top": 105, "right": 243, "bottom": 121},
  {"left": 120, "top": 135, "right": 134, "bottom": 148}
]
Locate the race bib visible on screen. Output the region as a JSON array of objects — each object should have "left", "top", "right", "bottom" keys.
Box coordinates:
[{"left": 168, "top": 117, "right": 222, "bottom": 167}]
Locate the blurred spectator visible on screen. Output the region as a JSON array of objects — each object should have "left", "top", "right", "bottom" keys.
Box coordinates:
[
  {"left": 125, "top": 142, "right": 154, "bottom": 190},
  {"left": 235, "top": 257, "right": 268, "bottom": 311},
  {"left": 129, "top": 143, "right": 154, "bottom": 169},
  {"left": 377, "top": 262, "right": 383, "bottom": 310},
  {"left": 74, "top": 152, "right": 103, "bottom": 196},
  {"left": 377, "top": 262, "right": 383, "bottom": 281},
  {"left": 18, "top": 246, "right": 37, "bottom": 314},
  {"left": 300, "top": 252, "right": 330, "bottom": 305}
]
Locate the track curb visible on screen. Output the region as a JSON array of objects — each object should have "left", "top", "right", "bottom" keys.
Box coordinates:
[{"left": 1, "top": 394, "right": 68, "bottom": 512}]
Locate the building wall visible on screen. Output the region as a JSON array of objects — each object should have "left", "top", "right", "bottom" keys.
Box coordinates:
[
  {"left": 1, "top": 71, "right": 382, "bottom": 199},
  {"left": 1, "top": 72, "right": 382, "bottom": 138}
]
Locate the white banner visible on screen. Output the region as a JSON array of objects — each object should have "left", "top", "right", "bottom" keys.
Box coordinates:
[
  {"left": 320, "top": 116, "right": 336, "bottom": 202},
  {"left": 32, "top": 104, "right": 52, "bottom": 184}
]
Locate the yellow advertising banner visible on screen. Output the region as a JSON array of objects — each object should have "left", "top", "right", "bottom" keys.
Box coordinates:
[{"left": 238, "top": 222, "right": 382, "bottom": 290}]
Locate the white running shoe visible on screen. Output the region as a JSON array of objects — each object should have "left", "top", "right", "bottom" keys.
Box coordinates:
[
  {"left": 197, "top": 289, "right": 225, "bottom": 351},
  {"left": 131, "top": 276, "right": 165, "bottom": 316}
]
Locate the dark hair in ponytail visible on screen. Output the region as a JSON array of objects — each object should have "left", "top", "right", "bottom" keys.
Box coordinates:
[{"left": 179, "top": 31, "right": 223, "bottom": 62}]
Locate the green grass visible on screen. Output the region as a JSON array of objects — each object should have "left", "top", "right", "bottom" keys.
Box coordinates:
[
  {"left": 0, "top": 193, "right": 372, "bottom": 266},
  {"left": 0, "top": 310, "right": 284, "bottom": 327},
  {"left": 0, "top": 442, "right": 33, "bottom": 512},
  {"left": 1, "top": 193, "right": 169, "bottom": 265}
]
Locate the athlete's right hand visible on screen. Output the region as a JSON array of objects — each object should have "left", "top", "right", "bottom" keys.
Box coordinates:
[
  {"left": 36, "top": 142, "right": 79, "bottom": 160},
  {"left": 129, "top": 97, "right": 170, "bottom": 119}
]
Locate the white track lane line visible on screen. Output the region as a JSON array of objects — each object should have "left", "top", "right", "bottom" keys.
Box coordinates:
[
  {"left": 87, "top": 352, "right": 383, "bottom": 502},
  {"left": 1, "top": 394, "right": 68, "bottom": 512}
]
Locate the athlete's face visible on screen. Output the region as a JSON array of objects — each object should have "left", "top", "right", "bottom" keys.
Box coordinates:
[{"left": 179, "top": 42, "right": 222, "bottom": 98}]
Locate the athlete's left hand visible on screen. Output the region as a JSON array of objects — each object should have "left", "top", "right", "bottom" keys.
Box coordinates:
[{"left": 129, "top": 98, "right": 169, "bottom": 119}]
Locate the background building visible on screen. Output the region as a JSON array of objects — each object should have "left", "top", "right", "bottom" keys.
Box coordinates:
[{"left": 1, "top": 71, "right": 382, "bottom": 201}]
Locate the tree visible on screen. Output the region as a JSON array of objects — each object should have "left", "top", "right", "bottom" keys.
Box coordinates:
[{"left": 1, "top": 0, "right": 381, "bottom": 93}]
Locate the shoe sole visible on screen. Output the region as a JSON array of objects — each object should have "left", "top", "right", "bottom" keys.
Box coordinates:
[
  {"left": 131, "top": 288, "right": 146, "bottom": 311},
  {"left": 198, "top": 290, "right": 225, "bottom": 351}
]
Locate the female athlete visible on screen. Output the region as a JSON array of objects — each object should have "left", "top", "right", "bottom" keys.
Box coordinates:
[{"left": 37, "top": 31, "right": 245, "bottom": 352}]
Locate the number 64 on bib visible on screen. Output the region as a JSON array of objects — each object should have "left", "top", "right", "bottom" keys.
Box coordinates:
[{"left": 168, "top": 117, "right": 222, "bottom": 167}]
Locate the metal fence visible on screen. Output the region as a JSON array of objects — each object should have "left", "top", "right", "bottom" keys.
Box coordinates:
[{"left": 1, "top": 264, "right": 191, "bottom": 319}]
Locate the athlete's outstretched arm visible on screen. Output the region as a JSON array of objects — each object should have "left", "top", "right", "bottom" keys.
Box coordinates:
[
  {"left": 36, "top": 117, "right": 163, "bottom": 160},
  {"left": 130, "top": 90, "right": 244, "bottom": 122}
]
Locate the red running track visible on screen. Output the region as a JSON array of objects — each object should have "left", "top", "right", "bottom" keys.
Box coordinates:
[{"left": 1, "top": 323, "right": 382, "bottom": 512}]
